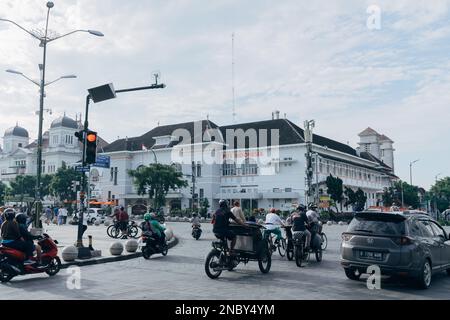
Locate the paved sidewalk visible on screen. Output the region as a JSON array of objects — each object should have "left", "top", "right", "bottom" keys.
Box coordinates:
[{"left": 38, "top": 222, "right": 177, "bottom": 267}]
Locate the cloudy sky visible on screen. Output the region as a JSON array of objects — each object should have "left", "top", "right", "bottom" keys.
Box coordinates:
[{"left": 0, "top": 0, "right": 449, "bottom": 189}]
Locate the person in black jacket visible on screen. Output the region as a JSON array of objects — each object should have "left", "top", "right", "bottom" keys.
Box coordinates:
[{"left": 15, "top": 214, "right": 42, "bottom": 265}]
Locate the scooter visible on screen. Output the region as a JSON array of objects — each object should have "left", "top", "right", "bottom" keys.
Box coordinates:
[
  {"left": 141, "top": 232, "right": 168, "bottom": 259},
  {"left": 0, "top": 233, "right": 61, "bottom": 283},
  {"left": 192, "top": 225, "right": 202, "bottom": 240}
]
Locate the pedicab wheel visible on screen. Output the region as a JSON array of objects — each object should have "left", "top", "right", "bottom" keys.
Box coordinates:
[
  {"left": 295, "top": 245, "right": 304, "bottom": 267},
  {"left": 45, "top": 257, "right": 61, "bottom": 276},
  {"left": 142, "top": 246, "right": 152, "bottom": 260},
  {"left": 258, "top": 249, "right": 272, "bottom": 274},
  {"left": 320, "top": 233, "right": 328, "bottom": 251},
  {"left": 315, "top": 247, "right": 323, "bottom": 262},
  {"left": 205, "top": 250, "right": 222, "bottom": 279},
  {"left": 277, "top": 238, "right": 286, "bottom": 257}
]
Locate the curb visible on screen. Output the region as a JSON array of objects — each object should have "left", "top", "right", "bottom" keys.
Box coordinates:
[{"left": 60, "top": 236, "right": 179, "bottom": 269}]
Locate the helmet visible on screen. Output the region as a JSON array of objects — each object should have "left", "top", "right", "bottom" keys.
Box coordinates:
[
  {"left": 270, "top": 208, "right": 276, "bottom": 213},
  {"left": 15, "top": 213, "right": 27, "bottom": 225},
  {"left": 308, "top": 203, "right": 318, "bottom": 210},
  {"left": 297, "top": 204, "right": 306, "bottom": 212},
  {"left": 3, "top": 208, "right": 16, "bottom": 221},
  {"left": 144, "top": 213, "right": 152, "bottom": 221},
  {"left": 219, "top": 199, "right": 228, "bottom": 209}
]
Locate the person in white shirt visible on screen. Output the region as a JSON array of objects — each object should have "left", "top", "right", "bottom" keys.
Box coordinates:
[
  {"left": 264, "top": 208, "right": 285, "bottom": 243},
  {"left": 231, "top": 201, "right": 246, "bottom": 223}
]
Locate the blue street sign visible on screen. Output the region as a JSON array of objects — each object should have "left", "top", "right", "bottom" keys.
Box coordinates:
[
  {"left": 75, "top": 166, "right": 90, "bottom": 173},
  {"left": 93, "top": 155, "right": 110, "bottom": 168}
]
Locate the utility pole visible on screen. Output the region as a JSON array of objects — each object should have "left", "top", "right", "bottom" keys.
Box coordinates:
[
  {"left": 192, "top": 162, "right": 196, "bottom": 211},
  {"left": 304, "top": 120, "right": 315, "bottom": 205},
  {"left": 435, "top": 173, "right": 442, "bottom": 219}
]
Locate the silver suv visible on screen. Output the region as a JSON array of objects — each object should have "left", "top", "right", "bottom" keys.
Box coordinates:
[{"left": 341, "top": 211, "right": 450, "bottom": 289}]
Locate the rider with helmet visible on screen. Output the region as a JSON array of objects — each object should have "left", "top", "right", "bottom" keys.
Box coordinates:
[
  {"left": 142, "top": 212, "right": 166, "bottom": 247},
  {"left": 191, "top": 213, "right": 201, "bottom": 228},
  {"left": 0, "top": 209, "right": 29, "bottom": 263},
  {"left": 212, "top": 199, "right": 247, "bottom": 254},
  {"left": 15, "top": 213, "right": 42, "bottom": 265},
  {"left": 264, "top": 208, "right": 285, "bottom": 243},
  {"left": 290, "top": 204, "right": 311, "bottom": 250},
  {"left": 306, "top": 203, "right": 320, "bottom": 241}
]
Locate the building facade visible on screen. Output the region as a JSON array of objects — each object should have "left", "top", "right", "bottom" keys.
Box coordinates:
[{"left": 97, "top": 115, "right": 397, "bottom": 213}]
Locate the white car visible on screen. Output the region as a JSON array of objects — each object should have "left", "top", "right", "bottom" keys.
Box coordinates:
[{"left": 85, "top": 208, "right": 107, "bottom": 224}]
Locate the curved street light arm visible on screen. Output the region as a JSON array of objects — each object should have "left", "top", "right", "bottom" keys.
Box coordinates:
[
  {"left": 47, "top": 29, "right": 99, "bottom": 43},
  {"left": 0, "top": 18, "right": 41, "bottom": 41},
  {"left": 21, "top": 73, "right": 40, "bottom": 86},
  {"left": 44, "top": 76, "right": 63, "bottom": 87}
]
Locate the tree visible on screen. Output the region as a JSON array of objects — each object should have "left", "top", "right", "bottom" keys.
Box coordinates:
[
  {"left": 49, "top": 164, "right": 81, "bottom": 202},
  {"left": 128, "top": 163, "right": 188, "bottom": 209},
  {"left": 354, "top": 188, "right": 367, "bottom": 211},
  {"left": 326, "top": 174, "right": 344, "bottom": 212},
  {"left": 381, "top": 187, "right": 394, "bottom": 207},
  {"left": 344, "top": 187, "right": 357, "bottom": 210},
  {"left": 199, "top": 198, "right": 210, "bottom": 218},
  {"left": 394, "top": 181, "right": 420, "bottom": 208},
  {"left": 10, "top": 175, "right": 37, "bottom": 200},
  {"left": 430, "top": 177, "right": 450, "bottom": 212},
  {"left": 0, "top": 181, "right": 6, "bottom": 205}
]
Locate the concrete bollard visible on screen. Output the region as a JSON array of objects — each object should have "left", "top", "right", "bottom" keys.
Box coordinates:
[
  {"left": 62, "top": 246, "right": 78, "bottom": 262},
  {"left": 125, "top": 239, "right": 139, "bottom": 253},
  {"left": 94, "top": 220, "right": 101, "bottom": 226},
  {"left": 338, "top": 221, "right": 344, "bottom": 226},
  {"left": 109, "top": 242, "right": 124, "bottom": 256},
  {"left": 327, "top": 221, "right": 333, "bottom": 226},
  {"left": 104, "top": 220, "right": 111, "bottom": 227}
]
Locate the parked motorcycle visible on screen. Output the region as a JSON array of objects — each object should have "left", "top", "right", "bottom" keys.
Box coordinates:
[
  {"left": 0, "top": 233, "right": 61, "bottom": 283},
  {"left": 141, "top": 231, "right": 168, "bottom": 259},
  {"left": 192, "top": 226, "right": 202, "bottom": 240}
]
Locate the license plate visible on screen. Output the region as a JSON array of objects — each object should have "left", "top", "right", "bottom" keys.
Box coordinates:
[{"left": 359, "top": 251, "right": 383, "bottom": 261}]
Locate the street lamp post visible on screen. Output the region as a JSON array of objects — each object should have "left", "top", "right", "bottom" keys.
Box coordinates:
[
  {"left": 1, "top": 1, "right": 103, "bottom": 228},
  {"left": 409, "top": 159, "right": 419, "bottom": 186}
]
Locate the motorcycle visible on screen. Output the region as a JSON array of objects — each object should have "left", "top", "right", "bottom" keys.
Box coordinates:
[
  {"left": 192, "top": 225, "right": 202, "bottom": 240},
  {"left": 292, "top": 230, "right": 323, "bottom": 267},
  {"left": 141, "top": 231, "right": 168, "bottom": 259},
  {"left": 0, "top": 233, "right": 61, "bottom": 283}
]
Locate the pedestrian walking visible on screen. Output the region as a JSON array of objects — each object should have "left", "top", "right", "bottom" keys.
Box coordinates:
[{"left": 45, "top": 207, "right": 52, "bottom": 225}]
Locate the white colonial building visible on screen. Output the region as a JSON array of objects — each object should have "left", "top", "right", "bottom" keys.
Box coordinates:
[
  {"left": 0, "top": 115, "right": 107, "bottom": 187},
  {"left": 96, "top": 114, "right": 397, "bottom": 213}
]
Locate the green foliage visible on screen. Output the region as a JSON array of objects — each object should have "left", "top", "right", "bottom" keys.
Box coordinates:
[
  {"left": 326, "top": 175, "right": 344, "bottom": 212},
  {"left": 128, "top": 163, "right": 188, "bottom": 209},
  {"left": 0, "top": 181, "right": 6, "bottom": 205},
  {"left": 381, "top": 187, "right": 394, "bottom": 207},
  {"left": 430, "top": 177, "right": 450, "bottom": 212},
  {"left": 199, "top": 198, "right": 210, "bottom": 217},
  {"left": 49, "top": 164, "right": 81, "bottom": 201}
]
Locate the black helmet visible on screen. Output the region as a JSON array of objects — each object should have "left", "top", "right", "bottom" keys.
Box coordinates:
[
  {"left": 4, "top": 208, "right": 16, "bottom": 221},
  {"left": 297, "top": 204, "right": 306, "bottom": 212},
  {"left": 15, "top": 213, "right": 27, "bottom": 225},
  {"left": 308, "top": 203, "right": 318, "bottom": 210},
  {"left": 219, "top": 199, "right": 228, "bottom": 209}
]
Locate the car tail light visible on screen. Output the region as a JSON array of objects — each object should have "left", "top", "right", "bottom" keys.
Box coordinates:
[
  {"left": 342, "top": 234, "right": 352, "bottom": 242},
  {"left": 395, "top": 236, "right": 413, "bottom": 245}
]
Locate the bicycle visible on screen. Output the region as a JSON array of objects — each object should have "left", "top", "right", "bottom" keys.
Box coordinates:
[
  {"left": 107, "top": 220, "right": 140, "bottom": 239},
  {"left": 263, "top": 228, "right": 286, "bottom": 257}
]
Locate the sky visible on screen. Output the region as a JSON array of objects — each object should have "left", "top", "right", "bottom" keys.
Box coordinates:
[{"left": 0, "top": 0, "right": 449, "bottom": 189}]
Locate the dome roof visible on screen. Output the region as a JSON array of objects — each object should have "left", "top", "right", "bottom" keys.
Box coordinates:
[
  {"left": 50, "top": 116, "right": 78, "bottom": 129},
  {"left": 4, "top": 125, "right": 29, "bottom": 138}
]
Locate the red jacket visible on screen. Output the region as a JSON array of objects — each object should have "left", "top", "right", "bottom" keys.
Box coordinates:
[{"left": 119, "top": 211, "right": 129, "bottom": 222}]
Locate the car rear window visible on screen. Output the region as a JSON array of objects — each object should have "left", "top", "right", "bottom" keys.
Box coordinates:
[
  {"left": 348, "top": 217, "right": 405, "bottom": 236},
  {"left": 97, "top": 210, "right": 105, "bottom": 215}
]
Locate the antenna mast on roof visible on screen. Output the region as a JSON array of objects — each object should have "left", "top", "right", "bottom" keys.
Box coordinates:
[{"left": 232, "top": 32, "right": 236, "bottom": 123}]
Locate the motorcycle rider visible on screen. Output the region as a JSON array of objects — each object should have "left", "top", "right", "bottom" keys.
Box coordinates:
[
  {"left": 212, "top": 199, "right": 247, "bottom": 254},
  {"left": 264, "top": 208, "right": 285, "bottom": 244},
  {"left": 15, "top": 213, "right": 42, "bottom": 265},
  {"left": 0, "top": 209, "right": 30, "bottom": 264},
  {"left": 142, "top": 212, "right": 166, "bottom": 248},
  {"left": 191, "top": 213, "right": 201, "bottom": 228},
  {"left": 306, "top": 203, "right": 320, "bottom": 243},
  {"left": 290, "top": 204, "right": 311, "bottom": 250}
]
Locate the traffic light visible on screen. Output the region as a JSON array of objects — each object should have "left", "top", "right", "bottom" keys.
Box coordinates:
[
  {"left": 74, "top": 130, "right": 84, "bottom": 142},
  {"left": 85, "top": 130, "right": 98, "bottom": 164}
]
